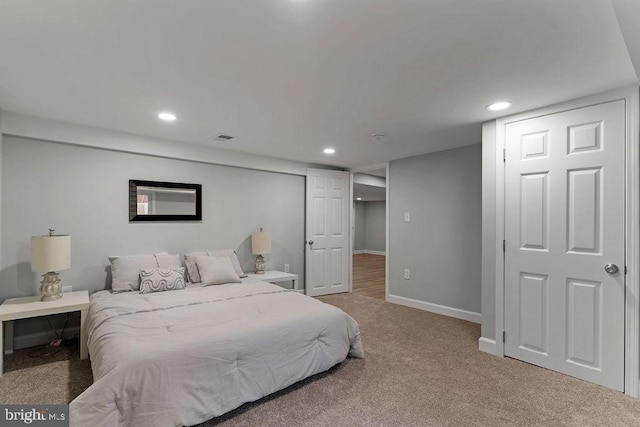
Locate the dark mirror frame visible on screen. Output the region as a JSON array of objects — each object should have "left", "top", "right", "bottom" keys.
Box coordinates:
[{"left": 129, "top": 180, "right": 202, "bottom": 221}]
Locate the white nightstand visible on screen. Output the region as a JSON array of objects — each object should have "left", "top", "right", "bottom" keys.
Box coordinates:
[
  {"left": 246, "top": 271, "right": 300, "bottom": 292},
  {"left": 0, "top": 290, "right": 90, "bottom": 375}
]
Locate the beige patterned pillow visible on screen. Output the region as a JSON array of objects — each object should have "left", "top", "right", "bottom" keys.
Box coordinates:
[{"left": 139, "top": 267, "right": 186, "bottom": 294}]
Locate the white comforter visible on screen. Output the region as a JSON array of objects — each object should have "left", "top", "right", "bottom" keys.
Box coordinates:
[{"left": 69, "top": 280, "right": 363, "bottom": 427}]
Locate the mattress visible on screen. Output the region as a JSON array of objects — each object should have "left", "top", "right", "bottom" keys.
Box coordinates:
[{"left": 69, "top": 279, "right": 363, "bottom": 426}]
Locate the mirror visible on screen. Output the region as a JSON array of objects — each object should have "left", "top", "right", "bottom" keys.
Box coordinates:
[{"left": 129, "top": 180, "right": 202, "bottom": 221}]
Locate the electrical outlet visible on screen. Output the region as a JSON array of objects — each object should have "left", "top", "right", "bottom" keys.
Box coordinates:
[
  {"left": 284, "top": 264, "right": 290, "bottom": 273},
  {"left": 404, "top": 269, "right": 411, "bottom": 280},
  {"left": 404, "top": 211, "right": 411, "bottom": 222},
  {"left": 62, "top": 285, "right": 72, "bottom": 293}
]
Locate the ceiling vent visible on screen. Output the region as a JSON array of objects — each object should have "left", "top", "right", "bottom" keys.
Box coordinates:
[{"left": 213, "top": 134, "right": 234, "bottom": 142}]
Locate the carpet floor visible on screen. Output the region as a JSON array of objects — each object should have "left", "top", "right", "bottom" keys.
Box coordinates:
[{"left": 1, "top": 293, "right": 640, "bottom": 426}]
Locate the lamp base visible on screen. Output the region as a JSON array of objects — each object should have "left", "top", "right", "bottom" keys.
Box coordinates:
[
  {"left": 254, "top": 254, "right": 265, "bottom": 274},
  {"left": 40, "top": 272, "right": 63, "bottom": 302}
]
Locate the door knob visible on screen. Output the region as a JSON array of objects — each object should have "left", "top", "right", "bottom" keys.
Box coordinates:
[
  {"left": 308, "top": 240, "right": 314, "bottom": 246},
  {"left": 604, "top": 263, "right": 619, "bottom": 275}
]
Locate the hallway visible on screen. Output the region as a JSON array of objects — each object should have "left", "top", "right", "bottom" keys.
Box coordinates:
[{"left": 352, "top": 253, "right": 385, "bottom": 300}]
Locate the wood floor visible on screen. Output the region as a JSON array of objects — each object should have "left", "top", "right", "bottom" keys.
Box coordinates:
[{"left": 352, "top": 253, "right": 385, "bottom": 300}]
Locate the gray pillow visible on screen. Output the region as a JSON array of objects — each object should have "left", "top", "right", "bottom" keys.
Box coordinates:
[
  {"left": 184, "top": 251, "right": 208, "bottom": 283},
  {"left": 109, "top": 253, "right": 182, "bottom": 292},
  {"left": 139, "top": 267, "right": 186, "bottom": 294},
  {"left": 185, "top": 249, "right": 245, "bottom": 283},
  {"left": 207, "top": 249, "right": 245, "bottom": 278},
  {"left": 195, "top": 256, "right": 241, "bottom": 286},
  {"left": 154, "top": 253, "right": 182, "bottom": 269},
  {"left": 109, "top": 254, "right": 159, "bottom": 293}
]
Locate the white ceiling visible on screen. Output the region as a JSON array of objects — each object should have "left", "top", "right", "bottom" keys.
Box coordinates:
[{"left": 0, "top": 1, "right": 637, "bottom": 169}]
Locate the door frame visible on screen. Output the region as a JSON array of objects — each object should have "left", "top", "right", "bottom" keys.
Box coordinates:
[
  {"left": 493, "top": 86, "right": 640, "bottom": 397},
  {"left": 349, "top": 162, "right": 390, "bottom": 300}
]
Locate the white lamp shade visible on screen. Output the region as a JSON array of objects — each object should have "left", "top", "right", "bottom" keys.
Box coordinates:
[
  {"left": 31, "top": 235, "right": 71, "bottom": 273},
  {"left": 252, "top": 231, "right": 272, "bottom": 255}
]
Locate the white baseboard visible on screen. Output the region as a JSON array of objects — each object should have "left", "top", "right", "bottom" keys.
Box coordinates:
[
  {"left": 9, "top": 326, "right": 80, "bottom": 353},
  {"left": 387, "top": 294, "right": 481, "bottom": 323},
  {"left": 478, "top": 337, "right": 498, "bottom": 355},
  {"left": 364, "top": 250, "right": 386, "bottom": 256},
  {"left": 353, "top": 250, "right": 386, "bottom": 256}
]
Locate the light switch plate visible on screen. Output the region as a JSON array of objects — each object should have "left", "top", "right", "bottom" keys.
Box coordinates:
[
  {"left": 284, "top": 264, "right": 290, "bottom": 273},
  {"left": 404, "top": 211, "right": 411, "bottom": 222}
]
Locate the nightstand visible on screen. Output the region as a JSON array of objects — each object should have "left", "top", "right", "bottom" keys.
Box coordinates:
[
  {"left": 246, "top": 271, "right": 300, "bottom": 292},
  {"left": 0, "top": 290, "right": 90, "bottom": 375}
]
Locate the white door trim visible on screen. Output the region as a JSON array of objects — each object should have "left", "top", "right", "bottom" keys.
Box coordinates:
[
  {"left": 349, "top": 172, "right": 354, "bottom": 293},
  {"left": 494, "top": 85, "right": 640, "bottom": 397},
  {"left": 385, "top": 162, "right": 390, "bottom": 301}
]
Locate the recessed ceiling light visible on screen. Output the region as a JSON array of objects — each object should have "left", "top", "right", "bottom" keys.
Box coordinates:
[
  {"left": 356, "top": 197, "right": 362, "bottom": 201},
  {"left": 323, "top": 147, "right": 336, "bottom": 155},
  {"left": 487, "top": 101, "right": 512, "bottom": 111},
  {"left": 158, "top": 112, "right": 177, "bottom": 121}
]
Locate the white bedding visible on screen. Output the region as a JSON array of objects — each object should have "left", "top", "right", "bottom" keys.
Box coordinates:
[{"left": 69, "top": 279, "right": 363, "bottom": 427}]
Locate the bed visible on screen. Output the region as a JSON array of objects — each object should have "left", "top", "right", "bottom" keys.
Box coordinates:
[{"left": 69, "top": 278, "right": 363, "bottom": 427}]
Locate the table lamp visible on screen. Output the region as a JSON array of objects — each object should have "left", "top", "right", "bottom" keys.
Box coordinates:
[
  {"left": 251, "top": 228, "right": 271, "bottom": 274},
  {"left": 31, "top": 229, "right": 71, "bottom": 302}
]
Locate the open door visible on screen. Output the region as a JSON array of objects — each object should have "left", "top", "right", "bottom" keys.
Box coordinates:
[
  {"left": 504, "top": 100, "right": 625, "bottom": 391},
  {"left": 305, "top": 168, "right": 350, "bottom": 296}
]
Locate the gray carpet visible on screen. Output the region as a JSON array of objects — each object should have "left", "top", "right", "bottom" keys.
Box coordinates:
[{"left": 1, "top": 293, "right": 640, "bottom": 426}]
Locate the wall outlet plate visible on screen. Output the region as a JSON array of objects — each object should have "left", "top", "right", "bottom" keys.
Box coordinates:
[
  {"left": 404, "top": 211, "right": 411, "bottom": 222},
  {"left": 404, "top": 269, "right": 411, "bottom": 280},
  {"left": 284, "top": 264, "right": 290, "bottom": 273},
  {"left": 62, "top": 285, "right": 72, "bottom": 293}
]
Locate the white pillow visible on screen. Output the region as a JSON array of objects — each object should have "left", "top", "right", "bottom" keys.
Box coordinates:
[
  {"left": 139, "top": 267, "right": 186, "bottom": 294},
  {"left": 185, "top": 249, "right": 245, "bottom": 283},
  {"left": 195, "top": 256, "right": 241, "bottom": 286}
]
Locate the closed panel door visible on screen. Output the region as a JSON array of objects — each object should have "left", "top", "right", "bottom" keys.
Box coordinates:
[
  {"left": 504, "top": 100, "right": 625, "bottom": 391},
  {"left": 306, "top": 168, "right": 350, "bottom": 296}
]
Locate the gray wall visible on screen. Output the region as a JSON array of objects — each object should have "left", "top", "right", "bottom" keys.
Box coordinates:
[
  {"left": 481, "top": 122, "right": 497, "bottom": 340},
  {"left": 388, "top": 144, "right": 482, "bottom": 313},
  {"left": 1, "top": 136, "right": 305, "bottom": 337},
  {"left": 364, "top": 201, "right": 386, "bottom": 252},
  {"left": 354, "top": 201, "right": 366, "bottom": 251},
  {"left": 354, "top": 200, "right": 386, "bottom": 253}
]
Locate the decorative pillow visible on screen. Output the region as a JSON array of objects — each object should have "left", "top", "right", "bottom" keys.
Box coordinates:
[
  {"left": 139, "top": 267, "right": 186, "bottom": 294},
  {"left": 195, "top": 256, "right": 241, "bottom": 286},
  {"left": 185, "top": 249, "right": 246, "bottom": 283},
  {"left": 109, "top": 254, "right": 159, "bottom": 293}
]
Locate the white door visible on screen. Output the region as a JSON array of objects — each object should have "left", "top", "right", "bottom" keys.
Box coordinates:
[
  {"left": 504, "top": 100, "right": 625, "bottom": 391},
  {"left": 305, "top": 168, "right": 350, "bottom": 296}
]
